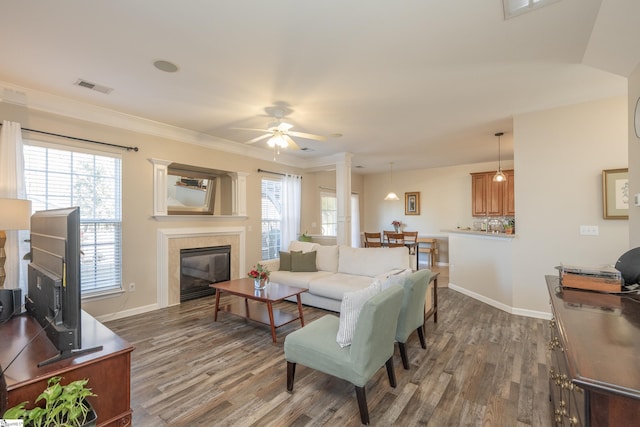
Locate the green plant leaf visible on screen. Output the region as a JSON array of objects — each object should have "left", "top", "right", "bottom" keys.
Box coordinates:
[{"left": 2, "top": 402, "right": 27, "bottom": 420}]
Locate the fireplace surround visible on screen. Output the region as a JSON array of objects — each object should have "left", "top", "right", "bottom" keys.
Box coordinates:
[{"left": 157, "top": 227, "right": 246, "bottom": 307}]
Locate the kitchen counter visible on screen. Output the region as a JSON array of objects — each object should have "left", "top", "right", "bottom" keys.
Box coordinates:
[{"left": 444, "top": 228, "right": 516, "bottom": 238}]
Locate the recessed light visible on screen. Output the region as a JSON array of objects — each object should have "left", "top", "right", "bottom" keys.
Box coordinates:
[{"left": 154, "top": 60, "right": 179, "bottom": 73}]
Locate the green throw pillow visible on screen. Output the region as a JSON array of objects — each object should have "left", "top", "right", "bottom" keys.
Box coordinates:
[
  {"left": 291, "top": 251, "right": 317, "bottom": 272},
  {"left": 279, "top": 251, "right": 301, "bottom": 271}
]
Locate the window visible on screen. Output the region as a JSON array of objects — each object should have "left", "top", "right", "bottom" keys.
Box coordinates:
[
  {"left": 261, "top": 178, "right": 281, "bottom": 260},
  {"left": 320, "top": 191, "right": 337, "bottom": 236},
  {"left": 23, "top": 141, "right": 123, "bottom": 296},
  {"left": 503, "top": 0, "right": 561, "bottom": 19}
]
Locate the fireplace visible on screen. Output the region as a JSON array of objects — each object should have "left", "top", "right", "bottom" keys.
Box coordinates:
[
  {"left": 157, "top": 226, "right": 245, "bottom": 307},
  {"left": 180, "top": 245, "right": 231, "bottom": 302}
]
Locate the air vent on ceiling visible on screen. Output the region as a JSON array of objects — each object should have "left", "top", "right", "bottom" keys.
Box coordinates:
[
  {"left": 300, "top": 147, "right": 314, "bottom": 152},
  {"left": 74, "top": 79, "right": 113, "bottom": 94}
]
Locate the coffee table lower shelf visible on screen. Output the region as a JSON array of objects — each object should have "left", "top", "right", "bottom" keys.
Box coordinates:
[
  {"left": 219, "top": 300, "right": 301, "bottom": 329},
  {"left": 211, "top": 278, "right": 307, "bottom": 343}
]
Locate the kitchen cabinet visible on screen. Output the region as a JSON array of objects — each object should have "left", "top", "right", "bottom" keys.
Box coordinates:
[{"left": 470, "top": 170, "right": 514, "bottom": 217}]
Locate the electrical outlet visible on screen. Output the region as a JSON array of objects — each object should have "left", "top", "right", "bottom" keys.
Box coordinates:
[
  {"left": 129, "top": 283, "right": 136, "bottom": 292},
  {"left": 579, "top": 225, "right": 599, "bottom": 236}
]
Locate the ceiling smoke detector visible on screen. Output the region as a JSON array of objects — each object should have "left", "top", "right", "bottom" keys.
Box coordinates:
[{"left": 74, "top": 79, "right": 113, "bottom": 94}]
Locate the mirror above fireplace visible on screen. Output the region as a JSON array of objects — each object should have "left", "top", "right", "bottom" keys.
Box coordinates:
[{"left": 151, "top": 158, "right": 248, "bottom": 218}]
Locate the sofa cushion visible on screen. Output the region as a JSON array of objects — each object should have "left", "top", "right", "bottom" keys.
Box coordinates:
[
  {"left": 288, "top": 240, "right": 320, "bottom": 253},
  {"left": 315, "top": 245, "right": 339, "bottom": 272},
  {"left": 270, "top": 270, "right": 333, "bottom": 290},
  {"left": 336, "top": 280, "right": 382, "bottom": 347},
  {"left": 308, "top": 273, "right": 376, "bottom": 300},
  {"left": 338, "top": 246, "right": 410, "bottom": 277},
  {"left": 291, "top": 251, "right": 317, "bottom": 272},
  {"left": 278, "top": 250, "right": 301, "bottom": 271}
]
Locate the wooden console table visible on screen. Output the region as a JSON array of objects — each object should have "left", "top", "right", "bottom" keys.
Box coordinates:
[
  {"left": 0, "top": 311, "right": 134, "bottom": 427},
  {"left": 546, "top": 276, "right": 640, "bottom": 426}
]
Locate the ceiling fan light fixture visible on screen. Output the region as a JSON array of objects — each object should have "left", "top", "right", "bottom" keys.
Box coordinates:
[{"left": 267, "top": 133, "right": 287, "bottom": 148}]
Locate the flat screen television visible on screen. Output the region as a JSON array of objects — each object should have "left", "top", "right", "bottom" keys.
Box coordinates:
[{"left": 25, "top": 207, "right": 101, "bottom": 367}]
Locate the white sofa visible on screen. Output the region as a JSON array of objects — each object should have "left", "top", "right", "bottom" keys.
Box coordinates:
[{"left": 261, "top": 241, "right": 411, "bottom": 312}]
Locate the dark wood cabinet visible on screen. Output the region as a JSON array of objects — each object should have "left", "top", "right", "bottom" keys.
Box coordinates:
[
  {"left": 470, "top": 170, "right": 514, "bottom": 217},
  {"left": 546, "top": 276, "right": 640, "bottom": 426},
  {"left": 1, "top": 311, "right": 134, "bottom": 427}
]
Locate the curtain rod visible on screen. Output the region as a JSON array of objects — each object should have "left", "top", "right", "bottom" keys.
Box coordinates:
[
  {"left": 0, "top": 123, "right": 139, "bottom": 152},
  {"left": 257, "top": 168, "right": 302, "bottom": 178}
]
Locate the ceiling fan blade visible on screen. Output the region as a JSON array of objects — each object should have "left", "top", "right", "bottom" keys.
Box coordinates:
[
  {"left": 284, "top": 135, "right": 300, "bottom": 150},
  {"left": 277, "top": 122, "right": 294, "bottom": 132},
  {"left": 246, "top": 133, "right": 272, "bottom": 144},
  {"left": 287, "top": 131, "right": 327, "bottom": 141},
  {"left": 231, "top": 127, "right": 272, "bottom": 133}
]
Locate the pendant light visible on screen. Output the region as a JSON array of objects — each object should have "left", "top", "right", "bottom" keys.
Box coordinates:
[
  {"left": 384, "top": 162, "right": 400, "bottom": 201},
  {"left": 493, "top": 132, "right": 506, "bottom": 182}
]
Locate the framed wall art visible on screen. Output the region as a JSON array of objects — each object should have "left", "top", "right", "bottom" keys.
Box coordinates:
[
  {"left": 602, "top": 168, "right": 629, "bottom": 219},
  {"left": 405, "top": 192, "right": 420, "bottom": 215}
]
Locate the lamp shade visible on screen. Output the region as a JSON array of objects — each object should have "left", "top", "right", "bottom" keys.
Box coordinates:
[
  {"left": 0, "top": 198, "right": 32, "bottom": 230},
  {"left": 384, "top": 192, "right": 400, "bottom": 201}
]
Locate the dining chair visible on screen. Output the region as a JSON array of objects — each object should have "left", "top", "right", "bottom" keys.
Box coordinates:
[
  {"left": 403, "top": 231, "right": 418, "bottom": 254},
  {"left": 284, "top": 285, "right": 404, "bottom": 425},
  {"left": 386, "top": 232, "right": 405, "bottom": 248},
  {"left": 382, "top": 230, "right": 393, "bottom": 246},
  {"left": 417, "top": 237, "right": 437, "bottom": 267},
  {"left": 363, "top": 232, "right": 382, "bottom": 247}
]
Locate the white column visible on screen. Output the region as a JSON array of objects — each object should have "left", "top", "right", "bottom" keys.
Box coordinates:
[
  {"left": 335, "top": 153, "right": 353, "bottom": 246},
  {"left": 230, "top": 172, "right": 249, "bottom": 216},
  {"left": 150, "top": 158, "right": 172, "bottom": 216}
]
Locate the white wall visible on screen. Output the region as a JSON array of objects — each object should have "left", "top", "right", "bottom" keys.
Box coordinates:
[
  {"left": 512, "top": 96, "right": 629, "bottom": 313},
  {"left": 628, "top": 65, "right": 640, "bottom": 246}
]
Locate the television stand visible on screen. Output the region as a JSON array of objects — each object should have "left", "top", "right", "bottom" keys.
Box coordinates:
[
  {"left": 37, "top": 344, "right": 104, "bottom": 368},
  {"left": 1, "top": 310, "right": 133, "bottom": 427}
]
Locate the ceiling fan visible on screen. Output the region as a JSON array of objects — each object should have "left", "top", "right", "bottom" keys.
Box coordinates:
[{"left": 232, "top": 109, "right": 327, "bottom": 150}]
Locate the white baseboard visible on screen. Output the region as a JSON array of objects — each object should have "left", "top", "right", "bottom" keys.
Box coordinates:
[
  {"left": 94, "top": 303, "right": 160, "bottom": 323},
  {"left": 448, "top": 282, "right": 552, "bottom": 320}
]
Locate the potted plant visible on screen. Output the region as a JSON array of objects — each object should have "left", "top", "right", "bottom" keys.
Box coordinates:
[
  {"left": 392, "top": 220, "right": 402, "bottom": 232},
  {"left": 3, "top": 376, "right": 97, "bottom": 427},
  {"left": 298, "top": 231, "right": 312, "bottom": 242},
  {"left": 504, "top": 218, "right": 515, "bottom": 234}
]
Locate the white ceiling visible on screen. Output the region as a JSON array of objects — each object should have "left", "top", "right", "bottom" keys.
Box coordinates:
[{"left": 0, "top": 0, "right": 638, "bottom": 173}]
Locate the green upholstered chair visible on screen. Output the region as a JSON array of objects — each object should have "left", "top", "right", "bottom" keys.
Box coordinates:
[
  {"left": 284, "top": 285, "right": 404, "bottom": 425},
  {"left": 395, "top": 269, "right": 432, "bottom": 369}
]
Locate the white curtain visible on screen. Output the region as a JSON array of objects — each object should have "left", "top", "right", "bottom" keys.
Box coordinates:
[
  {"left": 281, "top": 174, "right": 301, "bottom": 248},
  {"left": 0, "top": 120, "right": 29, "bottom": 293},
  {"left": 351, "top": 194, "right": 361, "bottom": 247}
]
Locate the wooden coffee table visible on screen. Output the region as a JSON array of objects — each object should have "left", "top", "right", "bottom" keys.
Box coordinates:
[{"left": 210, "top": 278, "right": 307, "bottom": 343}]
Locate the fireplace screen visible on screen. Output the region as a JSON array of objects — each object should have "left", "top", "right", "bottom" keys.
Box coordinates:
[{"left": 180, "top": 245, "right": 231, "bottom": 302}]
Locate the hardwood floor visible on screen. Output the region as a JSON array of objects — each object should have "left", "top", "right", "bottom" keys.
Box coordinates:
[{"left": 105, "top": 274, "right": 551, "bottom": 426}]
